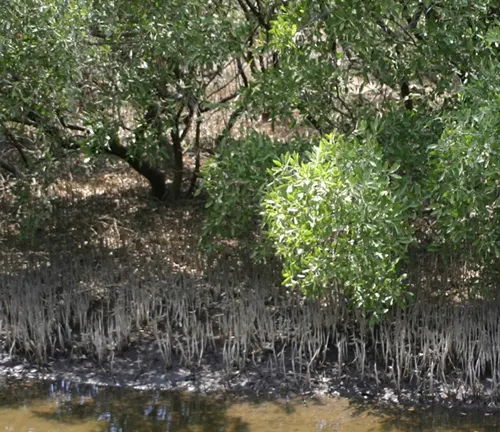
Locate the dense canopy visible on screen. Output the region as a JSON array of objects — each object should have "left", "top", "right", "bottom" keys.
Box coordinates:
[{"left": 2, "top": 0, "right": 500, "bottom": 318}]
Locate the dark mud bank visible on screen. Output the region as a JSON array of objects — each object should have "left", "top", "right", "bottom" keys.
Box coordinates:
[{"left": 1, "top": 342, "right": 499, "bottom": 412}]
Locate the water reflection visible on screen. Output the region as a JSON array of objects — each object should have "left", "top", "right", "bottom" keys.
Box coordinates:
[
  {"left": 0, "top": 378, "right": 499, "bottom": 431},
  {"left": 0, "top": 379, "right": 244, "bottom": 431}
]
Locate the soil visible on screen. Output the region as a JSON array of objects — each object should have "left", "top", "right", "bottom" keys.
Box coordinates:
[{"left": 1, "top": 336, "right": 498, "bottom": 413}]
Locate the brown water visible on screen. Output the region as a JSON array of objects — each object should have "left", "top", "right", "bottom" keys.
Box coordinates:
[{"left": 0, "top": 379, "right": 498, "bottom": 431}]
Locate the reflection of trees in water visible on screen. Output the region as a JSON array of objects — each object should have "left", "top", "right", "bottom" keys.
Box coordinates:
[
  {"left": 3, "top": 379, "right": 500, "bottom": 431},
  {"left": 1, "top": 380, "right": 249, "bottom": 431},
  {"left": 347, "top": 398, "right": 500, "bottom": 432}
]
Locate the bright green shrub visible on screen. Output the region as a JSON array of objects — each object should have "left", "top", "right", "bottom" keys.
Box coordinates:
[{"left": 263, "top": 133, "right": 416, "bottom": 319}]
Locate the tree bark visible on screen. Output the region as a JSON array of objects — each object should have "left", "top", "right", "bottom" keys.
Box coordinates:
[
  {"left": 107, "top": 135, "right": 168, "bottom": 200},
  {"left": 401, "top": 81, "right": 413, "bottom": 111},
  {"left": 188, "top": 110, "right": 202, "bottom": 197},
  {"left": 0, "top": 158, "right": 19, "bottom": 177},
  {"left": 170, "top": 131, "right": 183, "bottom": 200},
  {"left": 7, "top": 112, "right": 170, "bottom": 199}
]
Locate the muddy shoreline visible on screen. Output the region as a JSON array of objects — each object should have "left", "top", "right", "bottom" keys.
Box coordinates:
[{"left": 1, "top": 342, "right": 498, "bottom": 413}]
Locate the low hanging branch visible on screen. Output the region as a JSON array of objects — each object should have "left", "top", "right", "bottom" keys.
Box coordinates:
[
  {"left": 106, "top": 134, "right": 168, "bottom": 200},
  {"left": 6, "top": 109, "right": 173, "bottom": 199},
  {"left": 0, "top": 158, "right": 20, "bottom": 177}
]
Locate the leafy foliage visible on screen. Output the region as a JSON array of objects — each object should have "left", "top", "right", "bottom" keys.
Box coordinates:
[
  {"left": 2, "top": 0, "right": 500, "bottom": 315},
  {"left": 0, "top": 1, "right": 89, "bottom": 118},
  {"left": 263, "top": 134, "right": 415, "bottom": 318},
  {"left": 200, "top": 131, "right": 309, "bottom": 256},
  {"left": 428, "top": 68, "right": 500, "bottom": 290}
]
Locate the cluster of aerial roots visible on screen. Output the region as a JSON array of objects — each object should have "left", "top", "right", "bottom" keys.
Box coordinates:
[{"left": 1, "top": 237, "right": 500, "bottom": 401}]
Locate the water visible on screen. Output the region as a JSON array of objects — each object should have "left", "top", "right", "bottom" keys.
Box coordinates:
[{"left": 0, "top": 379, "right": 499, "bottom": 431}]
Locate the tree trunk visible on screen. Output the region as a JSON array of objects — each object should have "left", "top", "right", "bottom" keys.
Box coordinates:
[
  {"left": 188, "top": 112, "right": 202, "bottom": 197},
  {"left": 0, "top": 158, "right": 19, "bottom": 177},
  {"left": 401, "top": 81, "right": 413, "bottom": 111},
  {"left": 170, "top": 132, "right": 183, "bottom": 200},
  {"left": 107, "top": 135, "right": 168, "bottom": 200}
]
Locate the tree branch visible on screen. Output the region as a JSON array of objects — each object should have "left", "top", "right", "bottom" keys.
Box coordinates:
[
  {"left": 205, "top": 66, "right": 241, "bottom": 100},
  {"left": 106, "top": 134, "right": 167, "bottom": 199},
  {"left": 200, "top": 92, "right": 240, "bottom": 113},
  {"left": 237, "top": 0, "right": 270, "bottom": 30},
  {"left": 58, "top": 117, "right": 92, "bottom": 134},
  {"left": 188, "top": 109, "right": 202, "bottom": 197},
  {"left": 179, "top": 105, "right": 196, "bottom": 143},
  {"left": 237, "top": 59, "right": 250, "bottom": 88},
  {"left": 0, "top": 158, "right": 20, "bottom": 177},
  {"left": 3, "top": 129, "right": 29, "bottom": 166},
  {"left": 214, "top": 105, "right": 245, "bottom": 148}
]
